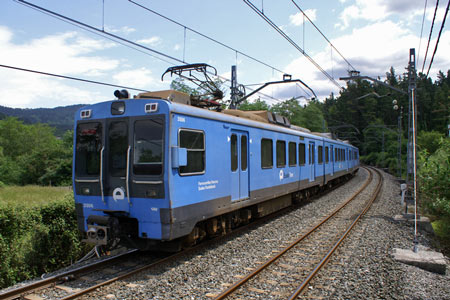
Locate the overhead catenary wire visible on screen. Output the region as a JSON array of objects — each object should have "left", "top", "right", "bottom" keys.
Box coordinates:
[
  {"left": 243, "top": 0, "right": 343, "bottom": 89},
  {"left": 421, "top": 0, "right": 440, "bottom": 73},
  {"left": 0, "top": 63, "right": 149, "bottom": 92},
  {"left": 417, "top": 0, "right": 429, "bottom": 65},
  {"left": 127, "top": 0, "right": 311, "bottom": 98},
  {"left": 14, "top": 0, "right": 299, "bottom": 104},
  {"left": 290, "top": 0, "right": 356, "bottom": 72},
  {"left": 426, "top": 0, "right": 450, "bottom": 77}
]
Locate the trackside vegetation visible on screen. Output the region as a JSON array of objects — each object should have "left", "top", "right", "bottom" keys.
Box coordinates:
[
  {"left": 0, "top": 67, "right": 448, "bottom": 288},
  {"left": 0, "top": 192, "right": 90, "bottom": 288}
]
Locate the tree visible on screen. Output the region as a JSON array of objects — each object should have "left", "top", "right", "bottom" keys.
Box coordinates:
[{"left": 238, "top": 98, "right": 269, "bottom": 111}]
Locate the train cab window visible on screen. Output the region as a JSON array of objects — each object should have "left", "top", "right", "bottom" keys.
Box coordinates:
[
  {"left": 261, "top": 138, "right": 273, "bottom": 168},
  {"left": 241, "top": 135, "right": 248, "bottom": 171},
  {"left": 108, "top": 121, "right": 128, "bottom": 177},
  {"left": 325, "top": 146, "right": 329, "bottom": 163},
  {"left": 289, "top": 142, "right": 297, "bottom": 166},
  {"left": 133, "top": 119, "right": 163, "bottom": 176},
  {"left": 299, "top": 143, "right": 305, "bottom": 165},
  {"left": 75, "top": 122, "right": 102, "bottom": 176},
  {"left": 276, "top": 140, "right": 286, "bottom": 167},
  {"left": 318, "top": 146, "right": 323, "bottom": 164},
  {"left": 231, "top": 134, "right": 238, "bottom": 172},
  {"left": 179, "top": 129, "right": 205, "bottom": 175}
]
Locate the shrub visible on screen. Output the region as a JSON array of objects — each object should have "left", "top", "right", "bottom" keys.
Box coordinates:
[
  {"left": 418, "top": 137, "right": 450, "bottom": 242},
  {"left": 0, "top": 194, "right": 89, "bottom": 288}
]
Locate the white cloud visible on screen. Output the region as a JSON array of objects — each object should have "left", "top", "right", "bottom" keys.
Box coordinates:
[
  {"left": 289, "top": 9, "right": 317, "bottom": 26},
  {"left": 282, "top": 20, "right": 430, "bottom": 100},
  {"left": 113, "top": 68, "right": 157, "bottom": 89},
  {"left": 137, "top": 36, "right": 161, "bottom": 46},
  {"left": 336, "top": 0, "right": 426, "bottom": 29},
  {"left": 105, "top": 26, "right": 136, "bottom": 35},
  {"left": 0, "top": 26, "right": 120, "bottom": 108}
]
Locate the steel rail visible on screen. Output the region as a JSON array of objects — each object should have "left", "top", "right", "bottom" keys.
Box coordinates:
[
  {"left": 0, "top": 249, "right": 138, "bottom": 300},
  {"left": 288, "top": 167, "right": 383, "bottom": 299},
  {"left": 213, "top": 167, "right": 371, "bottom": 300},
  {"left": 55, "top": 172, "right": 357, "bottom": 299}
]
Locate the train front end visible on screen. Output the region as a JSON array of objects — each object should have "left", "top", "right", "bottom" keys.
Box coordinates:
[{"left": 73, "top": 96, "right": 170, "bottom": 250}]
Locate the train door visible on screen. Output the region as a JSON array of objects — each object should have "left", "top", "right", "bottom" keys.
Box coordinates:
[
  {"left": 330, "top": 145, "right": 334, "bottom": 176},
  {"left": 230, "top": 130, "right": 249, "bottom": 201},
  {"left": 309, "top": 141, "right": 315, "bottom": 182},
  {"left": 346, "top": 148, "right": 349, "bottom": 171},
  {"left": 105, "top": 118, "right": 131, "bottom": 212}
]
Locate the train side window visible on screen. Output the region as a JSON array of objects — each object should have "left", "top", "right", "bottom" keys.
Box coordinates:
[
  {"left": 298, "top": 143, "right": 305, "bottom": 166},
  {"left": 179, "top": 129, "right": 205, "bottom": 175},
  {"left": 335, "top": 148, "right": 338, "bottom": 162},
  {"left": 276, "top": 140, "right": 286, "bottom": 167},
  {"left": 288, "top": 142, "right": 297, "bottom": 166},
  {"left": 318, "top": 146, "right": 323, "bottom": 164},
  {"left": 325, "top": 146, "right": 329, "bottom": 163},
  {"left": 261, "top": 138, "right": 273, "bottom": 168},
  {"left": 231, "top": 134, "right": 238, "bottom": 172},
  {"left": 241, "top": 135, "right": 248, "bottom": 171}
]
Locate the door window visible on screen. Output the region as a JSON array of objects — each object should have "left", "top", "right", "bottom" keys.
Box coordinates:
[{"left": 133, "top": 118, "right": 163, "bottom": 175}]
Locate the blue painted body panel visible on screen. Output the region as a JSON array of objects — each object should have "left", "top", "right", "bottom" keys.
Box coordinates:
[{"left": 74, "top": 97, "right": 359, "bottom": 242}]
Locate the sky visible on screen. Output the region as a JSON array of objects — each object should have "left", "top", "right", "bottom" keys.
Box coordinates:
[{"left": 0, "top": 0, "right": 449, "bottom": 108}]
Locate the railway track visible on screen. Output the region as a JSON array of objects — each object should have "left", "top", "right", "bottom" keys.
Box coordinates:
[
  {"left": 0, "top": 171, "right": 361, "bottom": 300},
  {"left": 212, "top": 166, "right": 382, "bottom": 299}
]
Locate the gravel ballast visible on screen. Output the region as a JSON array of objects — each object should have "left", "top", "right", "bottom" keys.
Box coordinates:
[
  {"left": 3, "top": 168, "right": 447, "bottom": 299},
  {"left": 79, "top": 168, "right": 449, "bottom": 300}
]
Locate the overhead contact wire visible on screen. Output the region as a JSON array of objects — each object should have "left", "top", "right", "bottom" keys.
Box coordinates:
[
  {"left": 291, "top": 0, "right": 356, "bottom": 71},
  {"left": 15, "top": 0, "right": 292, "bottom": 103},
  {"left": 422, "top": 0, "right": 440, "bottom": 73},
  {"left": 243, "top": 0, "right": 342, "bottom": 89},
  {"left": 0, "top": 64, "right": 149, "bottom": 92},
  {"left": 426, "top": 0, "right": 450, "bottom": 77}
]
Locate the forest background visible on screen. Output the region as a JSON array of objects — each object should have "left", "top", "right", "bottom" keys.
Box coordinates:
[{"left": 0, "top": 67, "right": 448, "bottom": 288}]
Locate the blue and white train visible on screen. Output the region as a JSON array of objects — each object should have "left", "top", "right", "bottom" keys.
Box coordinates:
[{"left": 73, "top": 89, "right": 359, "bottom": 251}]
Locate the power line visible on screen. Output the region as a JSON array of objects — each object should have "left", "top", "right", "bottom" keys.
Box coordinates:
[
  {"left": 421, "top": 0, "right": 440, "bottom": 73},
  {"left": 290, "top": 0, "right": 356, "bottom": 71},
  {"left": 426, "top": 0, "right": 450, "bottom": 77},
  {"left": 127, "top": 0, "right": 311, "bottom": 98},
  {"left": 0, "top": 64, "right": 149, "bottom": 92},
  {"left": 243, "top": 0, "right": 342, "bottom": 89},
  {"left": 16, "top": 0, "right": 186, "bottom": 65},
  {"left": 417, "top": 0, "right": 428, "bottom": 65},
  {"left": 15, "top": 0, "right": 297, "bottom": 103}
]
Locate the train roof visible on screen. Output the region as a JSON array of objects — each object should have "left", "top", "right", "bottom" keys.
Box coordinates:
[{"left": 78, "top": 90, "right": 357, "bottom": 149}]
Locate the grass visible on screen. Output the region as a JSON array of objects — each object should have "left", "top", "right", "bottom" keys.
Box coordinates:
[{"left": 0, "top": 185, "right": 72, "bottom": 207}]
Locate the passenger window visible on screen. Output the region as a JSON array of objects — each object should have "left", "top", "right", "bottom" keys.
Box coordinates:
[
  {"left": 318, "top": 146, "right": 323, "bottom": 164},
  {"left": 231, "top": 134, "right": 238, "bottom": 172},
  {"left": 241, "top": 135, "right": 248, "bottom": 171},
  {"left": 261, "top": 138, "right": 273, "bottom": 168},
  {"left": 179, "top": 129, "right": 205, "bottom": 175},
  {"left": 289, "top": 142, "right": 297, "bottom": 166},
  {"left": 325, "top": 146, "right": 329, "bottom": 163},
  {"left": 133, "top": 119, "right": 163, "bottom": 175},
  {"left": 276, "top": 140, "right": 286, "bottom": 167},
  {"left": 298, "top": 143, "right": 305, "bottom": 165}
]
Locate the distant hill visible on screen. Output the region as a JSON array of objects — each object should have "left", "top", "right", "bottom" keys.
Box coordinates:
[{"left": 0, "top": 104, "right": 85, "bottom": 136}]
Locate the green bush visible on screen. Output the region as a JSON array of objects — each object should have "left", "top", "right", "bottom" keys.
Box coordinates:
[
  {"left": 418, "top": 137, "right": 450, "bottom": 242},
  {"left": 0, "top": 195, "right": 89, "bottom": 288}
]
